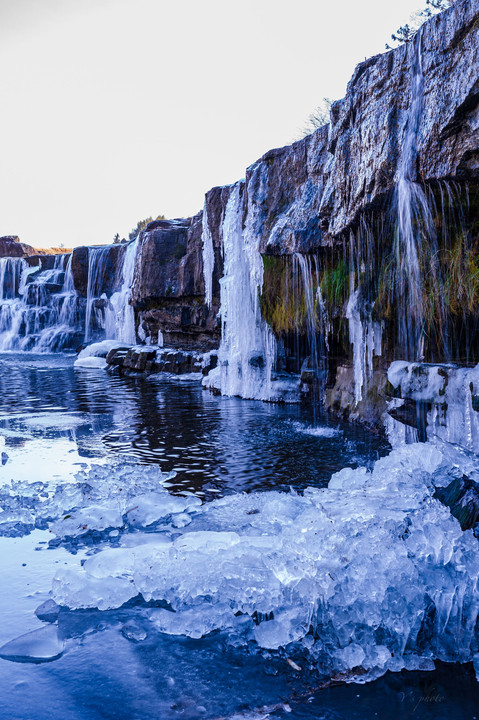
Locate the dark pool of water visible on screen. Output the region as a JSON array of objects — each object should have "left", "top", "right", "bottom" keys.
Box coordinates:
[{"left": 0, "top": 353, "right": 389, "bottom": 498}]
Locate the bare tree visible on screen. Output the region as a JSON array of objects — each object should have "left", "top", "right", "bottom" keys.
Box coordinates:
[{"left": 299, "top": 98, "right": 332, "bottom": 139}]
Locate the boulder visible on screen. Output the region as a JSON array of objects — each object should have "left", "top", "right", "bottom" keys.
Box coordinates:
[{"left": 0, "top": 235, "right": 38, "bottom": 258}]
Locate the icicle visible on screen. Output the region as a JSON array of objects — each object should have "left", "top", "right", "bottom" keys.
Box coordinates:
[{"left": 201, "top": 200, "right": 214, "bottom": 308}]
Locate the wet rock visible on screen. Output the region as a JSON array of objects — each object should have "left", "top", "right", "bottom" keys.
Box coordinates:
[
  {"left": 131, "top": 218, "right": 221, "bottom": 349},
  {"left": 435, "top": 476, "right": 479, "bottom": 531},
  {"left": 0, "top": 235, "right": 38, "bottom": 258},
  {"left": 324, "top": 364, "right": 389, "bottom": 430},
  {"left": 71, "top": 246, "right": 89, "bottom": 297},
  {"left": 227, "top": 0, "right": 479, "bottom": 255},
  {"left": 105, "top": 345, "right": 208, "bottom": 377},
  {"left": 132, "top": 219, "right": 190, "bottom": 302},
  {"left": 71, "top": 244, "right": 125, "bottom": 298}
]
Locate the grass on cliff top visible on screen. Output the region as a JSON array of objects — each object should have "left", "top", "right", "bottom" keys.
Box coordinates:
[{"left": 34, "top": 247, "right": 73, "bottom": 255}]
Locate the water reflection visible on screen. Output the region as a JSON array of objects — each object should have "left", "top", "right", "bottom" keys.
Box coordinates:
[{"left": 0, "top": 354, "right": 389, "bottom": 498}]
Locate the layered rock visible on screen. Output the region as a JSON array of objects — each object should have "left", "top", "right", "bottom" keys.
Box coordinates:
[
  {"left": 0, "top": 236, "right": 39, "bottom": 258},
  {"left": 232, "top": 0, "right": 479, "bottom": 255},
  {"left": 131, "top": 218, "right": 220, "bottom": 349}
]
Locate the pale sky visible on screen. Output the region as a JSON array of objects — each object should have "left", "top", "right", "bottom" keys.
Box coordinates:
[{"left": 1, "top": 0, "right": 424, "bottom": 249}]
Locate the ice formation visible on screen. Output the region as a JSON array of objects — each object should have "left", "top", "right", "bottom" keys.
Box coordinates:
[
  {"left": 387, "top": 361, "right": 479, "bottom": 450},
  {"left": 73, "top": 339, "right": 125, "bottom": 369},
  {"left": 42, "top": 441, "right": 479, "bottom": 683},
  {"left": 201, "top": 199, "right": 215, "bottom": 308},
  {"left": 0, "top": 625, "right": 65, "bottom": 664},
  {"left": 346, "top": 288, "right": 382, "bottom": 404},
  {"left": 203, "top": 180, "right": 282, "bottom": 402}
]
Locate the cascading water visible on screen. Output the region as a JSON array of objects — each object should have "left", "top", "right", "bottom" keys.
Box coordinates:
[
  {"left": 0, "top": 254, "right": 84, "bottom": 352},
  {"left": 394, "top": 26, "right": 437, "bottom": 362},
  {"left": 84, "top": 246, "right": 115, "bottom": 343},
  {"left": 0, "top": 241, "right": 139, "bottom": 353},
  {"left": 0, "top": 257, "right": 24, "bottom": 301},
  {"left": 106, "top": 239, "right": 138, "bottom": 344},
  {"left": 293, "top": 253, "right": 329, "bottom": 400}
]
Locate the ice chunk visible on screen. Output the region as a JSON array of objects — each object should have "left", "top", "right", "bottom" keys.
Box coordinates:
[
  {"left": 125, "top": 492, "right": 201, "bottom": 528},
  {"left": 253, "top": 608, "right": 310, "bottom": 649},
  {"left": 50, "top": 503, "right": 124, "bottom": 537},
  {"left": 74, "top": 340, "right": 126, "bottom": 369},
  {"left": 0, "top": 625, "right": 64, "bottom": 663},
  {"left": 334, "top": 643, "right": 366, "bottom": 670},
  {"left": 73, "top": 356, "right": 107, "bottom": 369},
  {"left": 52, "top": 568, "right": 137, "bottom": 610},
  {"left": 149, "top": 605, "right": 236, "bottom": 639},
  {"left": 121, "top": 621, "right": 147, "bottom": 643}
]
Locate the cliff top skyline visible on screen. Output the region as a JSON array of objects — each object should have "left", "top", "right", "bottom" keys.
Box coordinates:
[{"left": 2, "top": 0, "right": 424, "bottom": 249}]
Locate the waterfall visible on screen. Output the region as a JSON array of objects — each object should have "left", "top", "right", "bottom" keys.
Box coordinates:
[
  {"left": 293, "top": 253, "right": 329, "bottom": 399},
  {"left": 204, "top": 181, "right": 277, "bottom": 400},
  {"left": 201, "top": 200, "right": 214, "bottom": 308},
  {"left": 84, "top": 246, "right": 115, "bottom": 343},
  {"left": 0, "top": 240, "right": 139, "bottom": 353},
  {"left": 0, "top": 258, "right": 24, "bottom": 301},
  {"left": 0, "top": 254, "right": 84, "bottom": 352},
  {"left": 106, "top": 239, "right": 138, "bottom": 344},
  {"left": 394, "top": 26, "right": 437, "bottom": 361}
]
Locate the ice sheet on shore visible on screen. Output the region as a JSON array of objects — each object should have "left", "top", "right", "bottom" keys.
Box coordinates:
[
  {"left": 50, "top": 441, "right": 479, "bottom": 681},
  {"left": 0, "top": 459, "right": 180, "bottom": 537}
]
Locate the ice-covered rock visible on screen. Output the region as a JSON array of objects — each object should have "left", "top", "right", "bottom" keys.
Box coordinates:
[
  {"left": 74, "top": 340, "right": 125, "bottom": 369},
  {"left": 35, "top": 599, "right": 60, "bottom": 623},
  {"left": 387, "top": 361, "right": 479, "bottom": 452}
]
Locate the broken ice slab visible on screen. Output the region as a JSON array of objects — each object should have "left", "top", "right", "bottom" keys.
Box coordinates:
[{"left": 0, "top": 625, "right": 64, "bottom": 663}]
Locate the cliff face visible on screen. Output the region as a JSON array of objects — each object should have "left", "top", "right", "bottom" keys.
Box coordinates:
[
  {"left": 131, "top": 218, "right": 220, "bottom": 348},
  {"left": 2, "top": 0, "right": 477, "bottom": 403},
  {"left": 236, "top": 0, "right": 479, "bottom": 255},
  {"left": 117, "top": 0, "right": 479, "bottom": 361},
  {"left": 0, "top": 236, "right": 39, "bottom": 258}
]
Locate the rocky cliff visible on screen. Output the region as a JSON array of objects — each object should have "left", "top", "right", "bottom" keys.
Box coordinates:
[
  {"left": 0, "top": 236, "right": 40, "bottom": 258},
  {"left": 131, "top": 217, "right": 220, "bottom": 349},
  {"left": 236, "top": 0, "right": 479, "bottom": 255}
]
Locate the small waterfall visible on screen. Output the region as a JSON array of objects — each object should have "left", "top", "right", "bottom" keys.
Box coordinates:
[
  {"left": 394, "top": 26, "right": 437, "bottom": 361},
  {"left": 106, "top": 239, "right": 138, "bottom": 344},
  {"left": 293, "top": 253, "right": 329, "bottom": 400},
  {"left": 0, "top": 241, "right": 139, "bottom": 354},
  {"left": 0, "top": 258, "right": 24, "bottom": 301},
  {"left": 0, "top": 254, "right": 84, "bottom": 352},
  {"left": 84, "top": 246, "right": 116, "bottom": 343},
  {"left": 204, "top": 182, "right": 277, "bottom": 400},
  {"left": 201, "top": 200, "right": 214, "bottom": 308}
]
